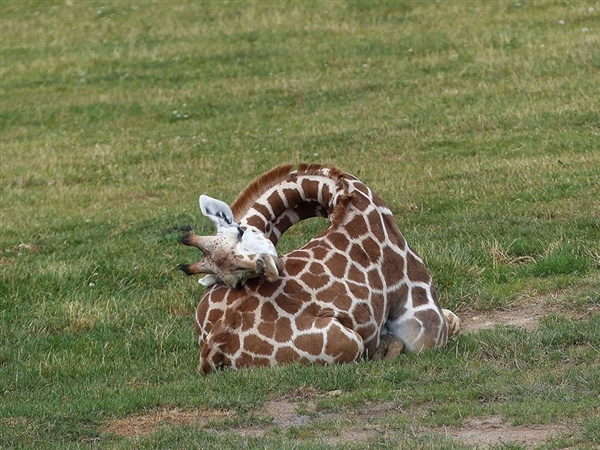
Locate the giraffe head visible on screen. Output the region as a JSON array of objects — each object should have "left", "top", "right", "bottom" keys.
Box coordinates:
[{"left": 179, "top": 195, "right": 282, "bottom": 289}]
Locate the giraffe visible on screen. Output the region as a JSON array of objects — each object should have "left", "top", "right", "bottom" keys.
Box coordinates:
[{"left": 179, "top": 164, "right": 460, "bottom": 374}]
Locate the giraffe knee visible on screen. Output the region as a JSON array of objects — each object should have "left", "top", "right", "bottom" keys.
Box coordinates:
[{"left": 325, "top": 322, "right": 364, "bottom": 363}]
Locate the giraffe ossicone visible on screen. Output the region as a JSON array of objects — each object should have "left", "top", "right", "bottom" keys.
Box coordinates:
[{"left": 179, "top": 164, "right": 460, "bottom": 373}]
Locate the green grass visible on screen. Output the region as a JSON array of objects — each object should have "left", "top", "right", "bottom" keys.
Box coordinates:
[{"left": 1, "top": 0, "right": 599, "bottom": 448}]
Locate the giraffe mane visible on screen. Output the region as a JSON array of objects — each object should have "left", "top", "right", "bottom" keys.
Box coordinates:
[
  {"left": 231, "top": 163, "right": 351, "bottom": 222},
  {"left": 231, "top": 164, "right": 294, "bottom": 222}
]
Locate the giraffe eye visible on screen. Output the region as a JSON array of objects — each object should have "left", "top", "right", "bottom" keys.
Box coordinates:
[{"left": 237, "top": 226, "right": 244, "bottom": 239}]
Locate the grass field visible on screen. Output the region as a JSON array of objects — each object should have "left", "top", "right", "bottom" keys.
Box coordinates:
[{"left": 1, "top": 1, "right": 599, "bottom": 448}]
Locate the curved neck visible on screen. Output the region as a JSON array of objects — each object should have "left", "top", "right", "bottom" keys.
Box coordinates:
[
  {"left": 239, "top": 173, "right": 344, "bottom": 245},
  {"left": 229, "top": 164, "right": 364, "bottom": 246}
]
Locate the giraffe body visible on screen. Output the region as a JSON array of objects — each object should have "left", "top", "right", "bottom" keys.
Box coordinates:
[{"left": 181, "top": 164, "right": 459, "bottom": 373}]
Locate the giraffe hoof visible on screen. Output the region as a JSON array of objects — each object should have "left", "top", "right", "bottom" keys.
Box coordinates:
[
  {"left": 442, "top": 309, "right": 461, "bottom": 339},
  {"left": 372, "top": 335, "right": 405, "bottom": 361},
  {"left": 383, "top": 337, "right": 405, "bottom": 360},
  {"left": 255, "top": 254, "right": 280, "bottom": 282},
  {"left": 372, "top": 335, "right": 391, "bottom": 361},
  {"left": 255, "top": 257, "right": 265, "bottom": 275}
]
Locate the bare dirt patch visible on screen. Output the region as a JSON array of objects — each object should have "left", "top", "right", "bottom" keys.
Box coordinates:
[
  {"left": 460, "top": 304, "right": 545, "bottom": 332},
  {"left": 459, "top": 291, "right": 598, "bottom": 333},
  {"left": 102, "top": 407, "right": 233, "bottom": 438},
  {"left": 435, "top": 416, "right": 572, "bottom": 448},
  {"left": 102, "top": 392, "right": 392, "bottom": 444},
  {"left": 102, "top": 397, "right": 573, "bottom": 447}
]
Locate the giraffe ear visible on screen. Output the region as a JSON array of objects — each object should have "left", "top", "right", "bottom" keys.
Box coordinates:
[
  {"left": 199, "top": 274, "right": 220, "bottom": 287},
  {"left": 199, "top": 195, "right": 235, "bottom": 230}
]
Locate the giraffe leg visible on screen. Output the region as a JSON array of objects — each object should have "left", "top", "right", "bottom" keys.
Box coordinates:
[
  {"left": 371, "top": 334, "right": 392, "bottom": 361},
  {"left": 371, "top": 334, "right": 405, "bottom": 361},
  {"left": 274, "top": 318, "right": 365, "bottom": 366},
  {"left": 320, "top": 319, "right": 365, "bottom": 364},
  {"left": 384, "top": 307, "right": 448, "bottom": 353},
  {"left": 272, "top": 321, "right": 364, "bottom": 367},
  {"left": 199, "top": 317, "right": 364, "bottom": 373},
  {"left": 383, "top": 336, "right": 405, "bottom": 360}
]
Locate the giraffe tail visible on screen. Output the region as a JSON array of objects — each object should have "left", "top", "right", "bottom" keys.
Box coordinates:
[{"left": 442, "top": 309, "right": 461, "bottom": 339}]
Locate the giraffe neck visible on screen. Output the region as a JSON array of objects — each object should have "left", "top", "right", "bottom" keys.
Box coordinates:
[{"left": 231, "top": 164, "right": 355, "bottom": 245}]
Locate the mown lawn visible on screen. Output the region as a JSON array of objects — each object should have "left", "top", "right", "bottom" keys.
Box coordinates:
[{"left": 1, "top": 1, "right": 599, "bottom": 448}]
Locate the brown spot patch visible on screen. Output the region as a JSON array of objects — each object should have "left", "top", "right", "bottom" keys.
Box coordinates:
[
  {"left": 300, "top": 178, "right": 321, "bottom": 201},
  {"left": 361, "top": 236, "right": 381, "bottom": 260},
  {"left": 367, "top": 269, "right": 383, "bottom": 290},
  {"left": 328, "top": 232, "right": 350, "bottom": 251},
  {"left": 274, "top": 346, "right": 301, "bottom": 363},
  {"left": 406, "top": 251, "right": 431, "bottom": 283},
  {"left": 347, "top": 268, "right": 367, "bottom": 284},
  {"left": 349, "top": 243, "right": 369, "bottom": 266},
  {"left": 206, "top": 308, "right": 224, "bottom": 325},
  {"left": 266, "top": 191, "right": 286, "bottom": 217},
  {"left": 295, "top": 304, "right": 320, "bottom": 331},
  {"left": 294, "top": 332, "right": 324, "bottom": 355},
  {"left": 274, "top": 214, "right": 294, "bottom": 236},
  {"left": 411, "top": 286, "right": 431, "bottom": 308},
  {"left": 325, "top": 324, "right": 361, "bottom": 362},
  {"left": 257, "top": 321, "right": 276, "bottom": 339},
  {"left": 257, "top": 277, "right": 281, "bottom": 297},
  {"left": 309, "top": 262, "right": 326, "bottom": 275},
  {"left": 327, "top": 252, "right": 348, "bottom": 278},
  {"left": 261, "top": 302, "right": 278, "bottom": 322},
  {"left": 381, "top": 246, "right": 405, "bottom": 280},
  {"left": 278, "top": 297, "right": 303, "bottom": 315},
  {"left": 346, "top": 215, "right": 368, "bottom": 236},
  {"left": 241, "top": 312, "right": 256, "bottom": 331},
  {"left": 252, "top": 202, "right": 273, "bottom": 221},
  {"left": 320, "top": 182, "right": 332, "bottom": 207},
  {"left": 310, "top": 245, "right": 330, "bottom": 261},
  {"left": 300, "top": 269, "right": 330, "bottom": 288},
  {"left": 244, "top": 335, "right": 274, "bottom": 356},
  {"left": 274, "top": 317, "right": 293, "bottom": 342},
  {"left": 345, "top": 281, "right": 370, "bottom": 301},
  {"left": 367, "top": 211, "right": 386, "bottom": 241}
]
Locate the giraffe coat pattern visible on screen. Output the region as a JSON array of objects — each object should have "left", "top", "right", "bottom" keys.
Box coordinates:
[{"left": 181, "top": 164, "right": 460, "bottom": 373}]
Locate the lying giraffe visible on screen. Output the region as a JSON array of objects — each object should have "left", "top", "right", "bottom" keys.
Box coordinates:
[{"left": 179, "top": 164, "right": 460, "bottom": 373}]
